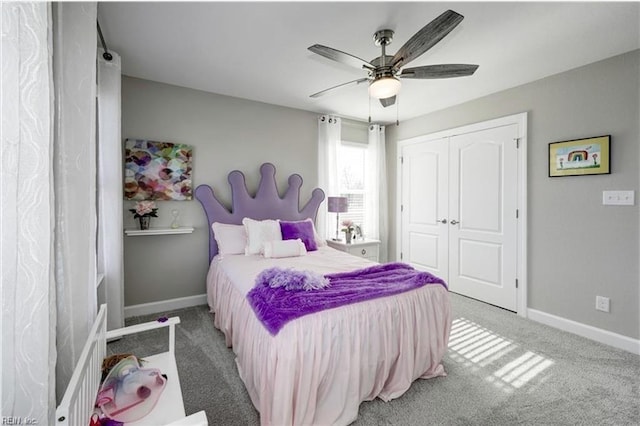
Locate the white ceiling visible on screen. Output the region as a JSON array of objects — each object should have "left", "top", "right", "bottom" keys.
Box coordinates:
[{"left": 98, "top": 2, "right": 640, "bottom": 124}]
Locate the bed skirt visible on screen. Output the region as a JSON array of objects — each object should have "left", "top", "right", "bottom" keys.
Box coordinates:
[{"left": 207, "top": 260, "right": 452, "bottom": 426}]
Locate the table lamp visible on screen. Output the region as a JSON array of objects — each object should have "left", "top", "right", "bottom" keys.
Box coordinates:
[{"left": 327, "top": 196, "right": 348, "bottom": 241}]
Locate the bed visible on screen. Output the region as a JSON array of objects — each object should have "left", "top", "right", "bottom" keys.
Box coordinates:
[{"left": 195, "top": 163, "right": 451, "bottom": 426}]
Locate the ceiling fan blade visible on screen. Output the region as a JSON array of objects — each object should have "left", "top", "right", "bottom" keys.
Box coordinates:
[
  {"left": 310, "top": 78, "right": 369, "bottom": 98},
  {"left": 400, "top": 64, "right": 479, "bottom": 79},
  {"left": 308, "top": 44, "right": 374, "bottom": 71},
  {"left": 391, "top": 10, "right": 464, "bottom": 68},
  {"left": 379, "top": 96, "right": 396, "bottom": 108}
]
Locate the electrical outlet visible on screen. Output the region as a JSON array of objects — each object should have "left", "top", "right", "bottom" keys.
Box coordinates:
[{"left": 595, "top": 296, "right": 610, "bottom": 313}]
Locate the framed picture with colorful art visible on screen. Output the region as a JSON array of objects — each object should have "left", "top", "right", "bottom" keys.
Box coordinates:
[
  {"left": 548, "top": 135, "right": 611, "bottom": 177},
  {"left": 124, "top": 139, "right": 193, "bottom": 200}
]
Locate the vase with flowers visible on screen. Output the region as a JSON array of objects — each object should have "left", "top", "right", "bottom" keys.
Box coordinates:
[
  {"left": 341, "top": 219, "right": 355, "bottom": 244},
  {"left": 129, "top": 201, "right": 158, "bottom": 230}
]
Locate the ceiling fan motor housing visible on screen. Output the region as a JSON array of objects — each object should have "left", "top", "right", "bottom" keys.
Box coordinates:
[{"left": 369, "top": 55, "right": 397, "bottom": 79}]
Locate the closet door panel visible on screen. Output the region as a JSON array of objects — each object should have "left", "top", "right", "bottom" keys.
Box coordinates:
[
  {"left": 401, "top": 139, "right": 448, "bottom": 281},
  {"left": 458, "top": 239, "right": 502, "bottom": 285},
  {"left": 458, "top": 142, "right": 502, "bottom": 232},
  {"left": 449, "top": 124, "right": 518, "bottom": 311},
  {"left": 408, "top": 234, "right": 439, "bottom": 269}
]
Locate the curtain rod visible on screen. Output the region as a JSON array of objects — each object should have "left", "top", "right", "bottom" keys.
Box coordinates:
[{"left": 97, "top": 20, "right": 113, "bottom": 61}]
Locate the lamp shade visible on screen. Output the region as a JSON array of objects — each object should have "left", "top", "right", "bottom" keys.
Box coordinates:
[
  {"left": 368, "top": 76, "right": 401, "bottom": 99},
  {"left": 327, "top": 196, "right": 348, "bottom": 213}
]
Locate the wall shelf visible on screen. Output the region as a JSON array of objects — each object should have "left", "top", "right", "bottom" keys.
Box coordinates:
[{"left": 125, "top": 227, "right": 194, "bottom": 236}]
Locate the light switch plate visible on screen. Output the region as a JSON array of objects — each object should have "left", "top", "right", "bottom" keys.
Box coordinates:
[{"left": 602, "top": 190, "right": 635, "bottom": 206}]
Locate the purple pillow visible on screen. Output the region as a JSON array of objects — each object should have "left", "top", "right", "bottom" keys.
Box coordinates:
[{"left": 279, "top": 219, "right": 318, "bottom": 252}]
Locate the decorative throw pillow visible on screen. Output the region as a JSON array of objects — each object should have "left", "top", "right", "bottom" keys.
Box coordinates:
[
  {"left": 211, "top": 223, "right": 246, "bottom": 256},
  {"left": 242, "top": 218, "right": 282, "bottom": 255},
  {"left": 279, "top": 219, "right": 318, "bottom": 252},
  {"left": 263, "top": 239, "right": 307, "bottom": 258}
]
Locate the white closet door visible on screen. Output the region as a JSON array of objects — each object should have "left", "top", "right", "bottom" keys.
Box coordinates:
[
  {"left": 448, "top": 124, "right": 518, "bottom": 311},
  {"left": 400, "top": 138, "right": 449, "bottom": 281}
]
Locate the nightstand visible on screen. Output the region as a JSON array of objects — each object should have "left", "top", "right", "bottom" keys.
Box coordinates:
[{"left": 326, "top": 239, "right": 381, "bottom": 262}]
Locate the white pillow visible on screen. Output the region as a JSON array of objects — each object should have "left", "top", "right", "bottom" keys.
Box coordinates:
[
  {"left": 212, "top": 222, "right": 246, "bottom": 256},
  {"left": 263, "top": 239, "right": 307, "bottom": 258},
  {"left": 242, "top": 218, "right": 282, "bottom": 255}
]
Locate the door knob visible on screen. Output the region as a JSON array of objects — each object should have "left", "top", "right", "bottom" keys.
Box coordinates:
[
  {"left": 438, "top": 219, "right": 447, "bottom": 224},
  {"left": 450, "top": 220, "right": 459, "bottom": 225}
]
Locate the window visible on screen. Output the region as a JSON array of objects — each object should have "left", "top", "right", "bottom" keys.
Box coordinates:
[
  {"left": 337, "top": 141, "right": 366, "bottom": 233},
  {"left": 318, "top": 118, "right": 386, "bottom": 257}
]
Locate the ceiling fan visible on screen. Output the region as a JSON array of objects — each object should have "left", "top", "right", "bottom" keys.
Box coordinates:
[{"left": 308, "top": 9, "right": 478, "bottom": 108}]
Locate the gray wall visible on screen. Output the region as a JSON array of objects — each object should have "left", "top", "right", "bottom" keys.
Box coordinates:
[
  {"left": 387, "top": 50, "right": 640, "bottom": 339},
  {"left": 122, "top": 77, "right": 318, "bottom": 306}
]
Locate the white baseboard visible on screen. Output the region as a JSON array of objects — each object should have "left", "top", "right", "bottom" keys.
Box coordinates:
[
  {"left": 124, "top": 294, "right": 208, "bottom": 318},
  {"left": 527, "top": 309, "right": 640, "bottom": 355}
]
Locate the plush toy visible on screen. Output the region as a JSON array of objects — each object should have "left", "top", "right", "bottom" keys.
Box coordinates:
[{"left": 96, "top": 355, "right": 167, "bottom": 423}]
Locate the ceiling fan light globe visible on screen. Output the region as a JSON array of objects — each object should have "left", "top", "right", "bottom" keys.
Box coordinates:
[{"left": 368, "top": 77, "right": 401, "bottom": 99}]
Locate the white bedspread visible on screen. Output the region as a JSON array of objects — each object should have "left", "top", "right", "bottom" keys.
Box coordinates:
[{"left": 206, "top": 246, "right": 451, "bottom": 426}]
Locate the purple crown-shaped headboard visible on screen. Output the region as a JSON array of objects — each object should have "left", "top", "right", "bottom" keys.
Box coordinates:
[{"left": 195, "top": 163, "right": 325, "bottom": 261}]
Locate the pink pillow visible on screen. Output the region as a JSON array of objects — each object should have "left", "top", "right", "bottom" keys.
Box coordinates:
[{"left": 279, "top": 219, "right": 318, "bottom": 251}]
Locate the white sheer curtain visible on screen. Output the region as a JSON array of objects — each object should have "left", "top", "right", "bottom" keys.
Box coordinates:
[
  {"left": 365, "top": 124, "right": 389, "bottom": 261},
  {"left": 317, "top": 115, "right": 341, "bottom": 239},
  {"left": 1, "top": 2, "right": 57, "bottom": 422},
  {"left": 53, "top": 1, "right": 98, "bottom": 404},
  {"left": 97, "top": 49, "right": 124, "bottom": 331}
]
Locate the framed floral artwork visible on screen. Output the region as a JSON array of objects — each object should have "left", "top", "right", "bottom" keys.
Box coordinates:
[
  {"left": 124, "top": 139, "right": 193, "bottom": 200},
  {"left": 548, "top": 135, "right": 611, "bottom": 177}
]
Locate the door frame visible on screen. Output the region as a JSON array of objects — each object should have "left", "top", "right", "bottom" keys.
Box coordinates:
[{"left": 397, "top": 112, "right": 528, "bottom": 317}]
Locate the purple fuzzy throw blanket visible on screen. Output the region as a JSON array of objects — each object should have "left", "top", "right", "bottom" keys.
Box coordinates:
[{"left": 247, "top": 262, "right": 447, "bottom": 335}]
